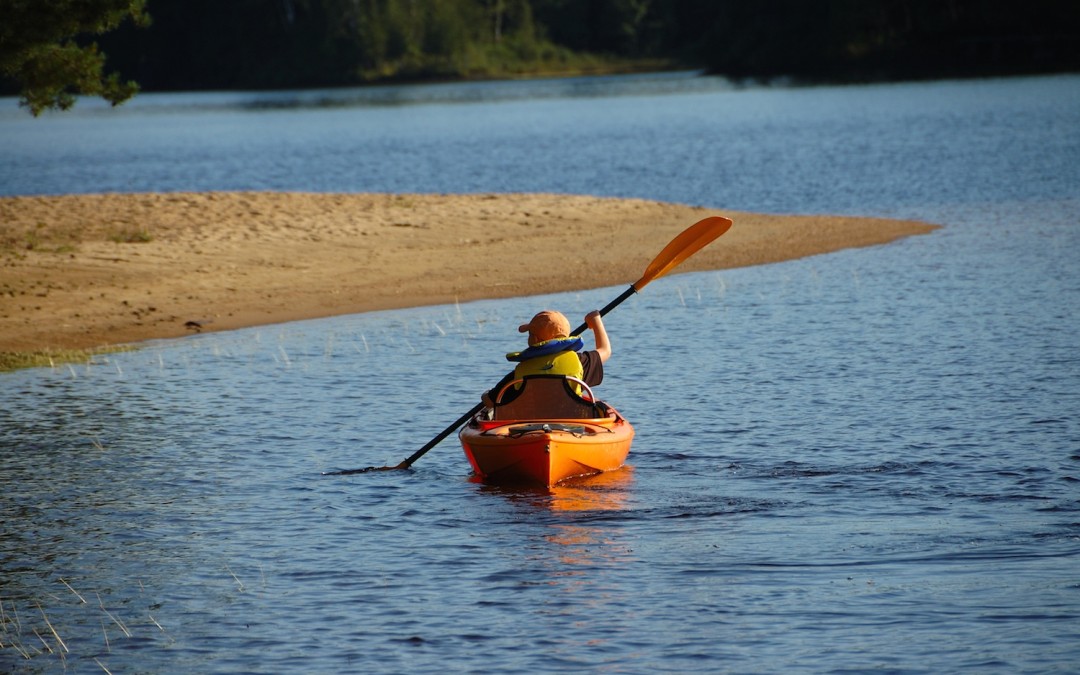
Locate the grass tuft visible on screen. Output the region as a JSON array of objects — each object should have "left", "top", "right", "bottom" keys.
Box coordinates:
[
  {"left": 1, "top": 221, "right": 153, "bottom": 257},
  {"left": 108, "top": 228, "right": 153, "bottom": 243},
  {"left": 0, "top": 346, "right": 136, "bottom": 373}
]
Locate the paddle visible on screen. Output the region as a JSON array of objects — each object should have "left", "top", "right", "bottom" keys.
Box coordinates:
[{"left": 324, "top": 215, "right": 733, "bottom": 475}]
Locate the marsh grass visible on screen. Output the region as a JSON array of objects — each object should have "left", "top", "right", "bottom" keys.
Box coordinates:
[
  {"left": 0, "top": 346, "right": 136, "bottom": 373},
  {"left": 1, "top": 220, "right": 153, "bottom": 257},
  {"left": 1, "top": 221, "right": 82, "bottom": 255}
]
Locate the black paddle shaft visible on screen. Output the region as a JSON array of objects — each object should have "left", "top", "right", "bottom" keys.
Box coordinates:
[{"left": 572, "top": 285, "right": 637, "bottom": 336}]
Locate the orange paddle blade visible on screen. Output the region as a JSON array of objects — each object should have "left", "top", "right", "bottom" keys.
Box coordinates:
[{"left": 633, "top": 216, "right": 733, "bottom": 291}]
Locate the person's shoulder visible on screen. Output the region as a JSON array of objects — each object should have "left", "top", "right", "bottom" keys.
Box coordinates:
[{"left": 578, "top": 350, "right": 604, "bottom": 385}]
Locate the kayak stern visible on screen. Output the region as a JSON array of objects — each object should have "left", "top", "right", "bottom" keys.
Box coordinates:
[{"left": 459, "top": 411, "right": 634, "bottom": 486}]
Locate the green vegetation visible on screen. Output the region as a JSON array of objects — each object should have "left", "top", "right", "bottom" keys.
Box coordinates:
[
  {"left": 3, "top": 0, "right": 1079, "bottom": 113},
  {"left": 0, "top": 0, "right": 150, "bottom": 115},
  {"left": 108, "top": 228, "right": 153, "bottom": 244},
  {"left": 0, "top": 346, "right": 135, "bottom": 373},
  {"left": 2, "top": 221, "right": 80, "bottom": 255},
  {"left": 683, "top": 0, "right": 1080, "bottom": 82},
  {"left": 1, "top": 220, "right": 152, "bottom": 256}
]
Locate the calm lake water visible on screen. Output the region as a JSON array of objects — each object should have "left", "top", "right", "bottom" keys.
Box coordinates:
[{"left": 2, "top": 72, "right": 1079, "bottom": 673}]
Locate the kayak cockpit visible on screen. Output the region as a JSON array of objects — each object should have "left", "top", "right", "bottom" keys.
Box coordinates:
[{"left": 490, "top": 374, "right": 602, "bottom": 421}]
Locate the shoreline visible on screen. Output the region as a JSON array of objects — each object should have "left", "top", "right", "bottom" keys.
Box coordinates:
[{"left": 1, "top": 192, "right": 938, "bottom": 365}]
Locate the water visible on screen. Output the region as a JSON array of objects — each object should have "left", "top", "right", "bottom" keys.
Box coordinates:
[{"left": 2, "top": 73, "right": 1079, "bottom": 672}]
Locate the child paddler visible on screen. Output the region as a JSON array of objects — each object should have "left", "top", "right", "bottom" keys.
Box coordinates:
[{"left": 481, "top": 310, "right": 610, "bottom": 409}]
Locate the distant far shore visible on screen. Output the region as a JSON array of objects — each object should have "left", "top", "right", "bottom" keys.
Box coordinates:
[{"left": 0, "top": 192, "right": 937, "bottom": 367}]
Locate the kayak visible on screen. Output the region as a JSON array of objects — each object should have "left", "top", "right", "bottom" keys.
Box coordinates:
[
  {"left": 459, "top": 408, "right": 634, "bottom": 486},
  {"left": 458, "top": 375, "right": 634, "bottom": 486}
]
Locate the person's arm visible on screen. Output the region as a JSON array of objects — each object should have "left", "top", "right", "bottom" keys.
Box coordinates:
[{"left": 584, "top": 310, "right": 611, "bottom": 363}]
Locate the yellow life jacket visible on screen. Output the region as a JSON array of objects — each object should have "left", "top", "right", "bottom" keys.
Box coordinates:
[
  {"left": 514, "top": 349, "right": 584, "bottom": 381},
  {"left": 506, "top": 336, "right": 584, "bottom": 389}
]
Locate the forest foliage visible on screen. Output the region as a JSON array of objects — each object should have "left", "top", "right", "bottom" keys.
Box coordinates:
[{"left": 3, "top": 0, "right": 1079, "bottom": 113}]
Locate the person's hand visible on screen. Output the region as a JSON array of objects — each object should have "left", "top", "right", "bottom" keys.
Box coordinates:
[{"left": 584, "top": 310, "right": 611, "bottom": 362}]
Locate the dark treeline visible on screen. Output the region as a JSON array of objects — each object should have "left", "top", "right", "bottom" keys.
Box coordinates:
[{"left": 67, "top": 0, "right": 1080, "bottom": 92}]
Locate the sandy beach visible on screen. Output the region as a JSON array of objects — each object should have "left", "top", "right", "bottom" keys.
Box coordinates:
[{"left": 0, "top": 192, "right": 936, "bottom": 358}]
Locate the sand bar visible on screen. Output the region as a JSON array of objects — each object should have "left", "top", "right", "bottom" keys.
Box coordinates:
[{"left": 1, "top": 192, "right": 937, "bottom": 355}]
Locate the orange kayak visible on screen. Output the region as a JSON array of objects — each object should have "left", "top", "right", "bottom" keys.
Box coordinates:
[{"left": 459, "top": 405, "right": 634, "bottom": 486}]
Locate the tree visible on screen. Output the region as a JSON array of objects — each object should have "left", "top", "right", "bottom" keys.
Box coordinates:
[{"left": 0, "top": 0, "right": 150, "bottom": 115}]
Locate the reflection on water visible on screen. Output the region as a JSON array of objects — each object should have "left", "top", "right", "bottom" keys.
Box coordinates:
[
  {"left": 470, "top": 467, "right": 639, "bottom": 653},
  {"left": 546, "top": 467, "right": 635, "bottom": 513},
  {"left": 471, "top": 465, "right": 635, "bottom": 512},
  {"left": 0, "top": 70, "right": 733, "bottom": 116},
  {"left": 237, "top": 70, "right": 735, "bottom": 110}
]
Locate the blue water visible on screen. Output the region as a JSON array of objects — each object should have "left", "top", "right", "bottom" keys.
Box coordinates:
[{"left": 2, "top": 72, "right": 1079, "bottom": 673}]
